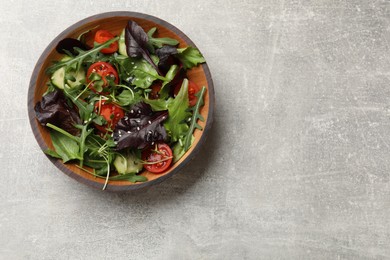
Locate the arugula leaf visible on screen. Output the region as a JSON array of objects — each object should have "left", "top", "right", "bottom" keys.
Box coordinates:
[
  {"left": 147, "top": 27, "right": 179, "bottom": 48},
  {"left": 172, "top": 135, "right": 194, "bottom": 163},
  {"left": 46, "top": 37, "right": 118, "bottom": 74},
  {"left": 108, "top": 173, "right": 147, "bottom": 183},
  {"left": 62, "top": 87, "right": 94, "bottom": 122},
  {"left": 164, "top": 79, "right": 191, "bottom": 142},
  {"left": 115, "top": 89, "right": 141, "bottom": 106},
  {"left": 83, "top": 134, "right": 114, "bottom": 172},
  {"left": 183, "top": 86, "right": 206, "bottom": 151},
  {"left": 171, "top": 86, "right": 206, "bottom": 161},
  {"left": 176, "top": 47, "right": 206, "bottom": 69}
]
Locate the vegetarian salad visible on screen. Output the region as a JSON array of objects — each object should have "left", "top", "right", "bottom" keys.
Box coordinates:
[{"left": 34, "top": 20, "right": 207, "bottom": 189}]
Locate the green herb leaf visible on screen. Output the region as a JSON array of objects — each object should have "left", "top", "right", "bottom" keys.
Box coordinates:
[
  {"left": 183, "top": 86, "right": 206, "bottom": 151},
  {"left": 159, "top": 64, "right": 179, "bottom": 98},
  {"left": 109, "top": 173, "right": 147, "bottom": 183},
  {"left": 143, "top": 97, "right": 172, "bottom": 111},
  {"left": 147, "top": 27, "right": 179, "bottom": 48},
  {"left": 163, "top": 79, "right": 191, "bottom": 142},
  {"left": 116, "top": 89, "right": 141, "bottom": 106},
  {"left": 118, "top": 56, "right": 165, "bottom": 89},
  {"left": 46, "top": 37, "right": 119, "bottom": 74},
  {"left": 176, "top": 47, "right": 206, "bottom": 69},
  {"left": 172, "top": 135, "right": 194, "bottom": 163},
  {"left": 92, "top": 115, "right": 106, "bottom": 126},
  {"left": 49, "top": 130, "right": 81, "bottom": 163},
  {"left": 44, "top": 149, "right": 61, "bottom": 159},
  {"left": 88, "top": 72, "right": 102, "bottom": 81},
  {"left": 92, "top": 80, "right": 104, "bottom": 93}
]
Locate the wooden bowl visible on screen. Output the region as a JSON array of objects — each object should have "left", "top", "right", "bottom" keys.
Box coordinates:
[{"left": 27, "top": 12, "right": 214, "bottom": 191}]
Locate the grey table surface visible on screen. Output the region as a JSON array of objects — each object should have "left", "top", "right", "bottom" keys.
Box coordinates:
[{"left": 1, "top": 0, "right": 390, "bottom": 259}]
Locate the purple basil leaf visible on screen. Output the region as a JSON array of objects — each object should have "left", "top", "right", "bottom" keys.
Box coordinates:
[
  {"left": 156, "top": 45, "right": 178, "bottom": 73},
  {"left": 125, "top": 20, "right": 162, "bottom": 75},
  {"left": 56, "top": 38, "right": 90, "bottom": 55},
  {"left": 113, "top": 102, "right": 168, "bottom": 150},
  {"left": 34, "top": 90, "right": 81, "bottom": 136}
]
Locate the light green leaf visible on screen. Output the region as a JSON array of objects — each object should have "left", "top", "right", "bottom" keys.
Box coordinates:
[
  {"left": 116, "top": 89, "right": 141, "bottom": 106},
  {"left": 147, "top": 27, "right": 179, "bottom": 48},
  {"left": 44, "top": 149, "right": 61, "bottom": 159},
  {"left": 109, "top": 173, "right": 147, "bottom": 183},
  {"left": 159, "top": 64, "right": 179, "bottom": 98},
  {"left": 119, "top": 56, "right": 165, "bottom": 89},
  {"left": 46, "top": 37, "right": 119, "bottom": 74},
  {"left": 49, "top": 131, "right": 81, "bottom": 163},
  {"left": 183, "top": 86, "right": 206, "bottom": 151},
  {"left": 164, "top": 79, "right": 191, "bottom": 142},
  {"left": 143, "top": 97, "right": 172, "bottom": 111},
  {"left": 176, "top": 47, "right": 206, "bottom": 69},
  {"left": 172, "top": 135, "right": 194, "bottom": 163}
]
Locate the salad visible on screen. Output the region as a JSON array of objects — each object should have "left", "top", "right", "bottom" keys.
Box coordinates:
[{"left": 34, "top": 20, "right": 207, "bottom": 189}]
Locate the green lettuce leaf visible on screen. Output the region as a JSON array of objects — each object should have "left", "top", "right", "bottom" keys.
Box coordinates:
[
  {"left": 163, "top": 79, "right": 191, "bottom": 142},
  {"left": 143, "top": 97, "right": 172, "bottom": 111},
  {"left": 172, "top": 135, "right": 194, "bottom": 163},
  {"left": 147, "top": 27, "right": 179, "bottom": 49},
  {"left": 118, "top": 56, "right": 165, "bottom": 89},
  {"left": 116, "top": 89, "right": 141, "bottom": 106},
  {"left": 109, "top": 173, "right": 147, "bottom": 183},
  {"left": 176, "top": 47, "right": 206, "bottom": 69},
  {"left": 49, "top": 130, "right": 81, "bottom": 163}
]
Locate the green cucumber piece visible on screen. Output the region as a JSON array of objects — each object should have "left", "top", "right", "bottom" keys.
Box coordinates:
[
  {"left": 118, "top": 29, "right": 128, "bottom": 57},
  {"left": 114, "top": 151, "right": 143, "bottom": 174},
  {"left": 51, "top": 56, "right": 86, "bottom": 89}
]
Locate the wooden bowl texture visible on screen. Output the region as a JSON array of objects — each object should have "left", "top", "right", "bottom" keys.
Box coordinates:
[{"left": 28, "top": 11, "right": 214, "bottom": 191}]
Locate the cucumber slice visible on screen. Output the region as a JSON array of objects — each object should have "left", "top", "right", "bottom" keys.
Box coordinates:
[
  {"left": 118, "top": 29, "right": 128, "bottom": 57},
  {"left": 51, "top": 56, "right": 86, "bottom": 89},
  {"left": 114, "top": 151, "right": 143, "bottom": 174}
]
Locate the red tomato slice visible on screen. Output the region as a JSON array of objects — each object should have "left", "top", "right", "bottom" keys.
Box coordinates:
[
  {"left": 142, "top": 143, "right": 173, "bottom": 174},
  {"left": 94, "top": 30, "right": 118, "bottom": 54},
  {"left": 174, "top": 80, "right": 201, "bottom": 107},
  {"left": 94, "top": 100, "right": 124, "bottom": 134},
  {"left": 87, "top": 61, "right": 119, "bottom": 92}
]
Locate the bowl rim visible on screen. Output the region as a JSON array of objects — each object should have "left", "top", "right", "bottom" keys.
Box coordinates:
[{"left": 27, "top": 11, "right": 215, "bottom": 192}]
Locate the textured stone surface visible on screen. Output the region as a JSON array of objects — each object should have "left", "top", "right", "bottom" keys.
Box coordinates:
[{"left": 1, "top": 0, "right": 390, "bottom": 259}]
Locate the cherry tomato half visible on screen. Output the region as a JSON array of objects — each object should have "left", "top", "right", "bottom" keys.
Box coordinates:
[
  {"left": 94, "top": 29, "right": 119, "bottom": 54},
  {"left": 174, "top": 80, "right": 201, "bottom": 107},
  {"left": 87, "top": 61, "right": 119, "bottom": 92},
  {"left": 142, "top": 143, "right": 173, "bottom": 174},
  {"left": 94, "top": 100, "right": 124, "bottom": 134}
]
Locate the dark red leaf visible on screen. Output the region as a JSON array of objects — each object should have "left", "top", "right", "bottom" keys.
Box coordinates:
[{"left": 113, "top": 102, "right": 168, "bottom": 150}]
